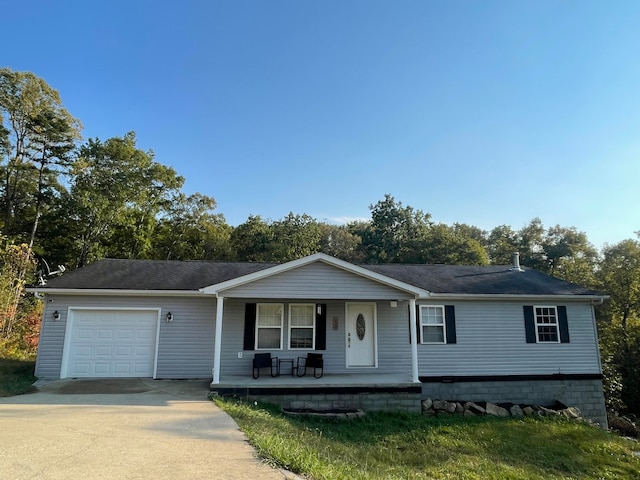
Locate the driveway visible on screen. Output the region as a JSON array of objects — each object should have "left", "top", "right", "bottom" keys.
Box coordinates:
[{"left": 0, "top": 379, "right": 291, "bottom": 480}]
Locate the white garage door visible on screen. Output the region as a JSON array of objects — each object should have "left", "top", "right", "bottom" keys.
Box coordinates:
[{"left": 62, "top": 309, "right": 159, "bottom": 378}]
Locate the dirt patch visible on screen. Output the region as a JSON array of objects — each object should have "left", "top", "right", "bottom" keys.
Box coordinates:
[{"left": 45, "top": 378, "right": 152, "bottom": 394}]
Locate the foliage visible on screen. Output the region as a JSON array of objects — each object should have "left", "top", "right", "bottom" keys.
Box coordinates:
[
  {"left": 0, "top": 357, "right": 36, "bottom": 396},
  {"left": 596, "top": 237, "right": 640, "bottom": 415},
  {"left": 217, "top": 398, "right": 640, "bottom": 480},
  {"left": 0, "top": 242, "right": 36, "bottom": 336},
  {"left": 0, "top": 67, "right": 81, "bottom": 243}
]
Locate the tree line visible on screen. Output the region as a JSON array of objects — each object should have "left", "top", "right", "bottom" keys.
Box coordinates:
[{"left": 1, "top": 68, "right": 639, "bottom": 420}]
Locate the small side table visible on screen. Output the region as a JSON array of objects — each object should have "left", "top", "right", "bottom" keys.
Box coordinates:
[{"left": 278, "top": 358, "right": 295, "bottom": 377}]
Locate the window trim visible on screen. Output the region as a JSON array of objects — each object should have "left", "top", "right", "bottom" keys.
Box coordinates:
[
  {"left": 419, "top": 305, "right": 447, "bottom": 344},
  {"left": 534, "top": 305, "right": 560, "bottom": 344},
  {"left": 288, "top": 303, "right": 316, "bottom": 350},
  {"left": 255, "top": 303, "right": 284, "bottom": 350}
]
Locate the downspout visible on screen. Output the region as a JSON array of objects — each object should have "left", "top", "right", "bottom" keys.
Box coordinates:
[
  {"left": 212, "top": 295, "right": 224, "bottom": 384},
  {"left": 409, "top": 298, "right": 419, "bottom": 383}
]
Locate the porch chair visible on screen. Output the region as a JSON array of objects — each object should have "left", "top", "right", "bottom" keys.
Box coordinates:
[
  {"left": 296, "top": 353, "right": 324, "bottom": 378},
  {"left": 252, "top": 353, "right": 278, "bottom": 379}
]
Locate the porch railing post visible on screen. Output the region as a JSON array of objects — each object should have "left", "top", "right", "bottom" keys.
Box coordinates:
[
  {"left": 409, "top": 298, "right": 419, "bottom": 383},
  {"left": 212, "top": 295, "right": 224, "bottom": 384}
]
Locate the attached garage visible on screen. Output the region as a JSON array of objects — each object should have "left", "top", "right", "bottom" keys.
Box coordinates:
[{"left": 60, "top": 308, "right": 160, "bottom": 379}]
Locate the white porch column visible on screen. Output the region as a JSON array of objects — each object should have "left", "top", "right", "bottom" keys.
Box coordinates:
[
  {"left": 409, "top": 298, "right": 419, "bottom": 383},
  {"left": 212, "top": 295, "right": 224, "bottom": 384}
]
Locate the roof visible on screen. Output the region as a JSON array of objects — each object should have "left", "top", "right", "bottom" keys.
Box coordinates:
[
  {"left": 34, "top": 256, "right": 602, "bottom": 297},
  {"left": 361, "top": 264, "right": 598, "bottom": 296}
]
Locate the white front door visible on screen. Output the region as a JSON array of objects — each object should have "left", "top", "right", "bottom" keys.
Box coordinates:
[{"left": 346, "top": 303, "right": 377, "bottom": 367}]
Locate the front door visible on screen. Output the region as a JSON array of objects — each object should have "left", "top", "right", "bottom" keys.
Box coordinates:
[{"left": 346, "top": 303, "right": 377, "bottom": 367}]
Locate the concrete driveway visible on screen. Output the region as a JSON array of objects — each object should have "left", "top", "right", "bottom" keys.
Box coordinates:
[{"left": 0, "top": 379, "right": 292, "bottom": 480}]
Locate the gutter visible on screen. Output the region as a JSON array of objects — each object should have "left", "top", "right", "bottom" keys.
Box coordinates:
[
  {"left": 24, "top": 288, "right": 206, "bottom": 297},
  {"left": 424, "top": 293, "right": 609, "bottom": 302}
]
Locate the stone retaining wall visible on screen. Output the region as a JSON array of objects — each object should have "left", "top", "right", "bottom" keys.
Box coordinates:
[
  {"left": 422, "top": 378, "right": 607, "bottom": 428},
  {"left": 230, "top": 391, "right": 422, "bottom": 413}
]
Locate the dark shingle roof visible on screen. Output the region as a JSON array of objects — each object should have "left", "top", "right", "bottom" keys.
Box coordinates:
[
  {"left": 361, "top": 264, "right": 598, "bottom": 296},
  {"left": 42, "top": 259, "right": 276, "bottom": 290},
  {"left": 39, "top": 258, "right": 600, "bottom": 296}
]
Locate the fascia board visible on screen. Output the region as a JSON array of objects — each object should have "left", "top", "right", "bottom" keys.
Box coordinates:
[
  {"left": 202, "top": 252, "right": 429, "bottom": 297},
  {"left": 25, "top": 288, "right": 204, "bottom": 297},
  {"left": 423, "top": 293, "right": 609, "bottom": 302}
]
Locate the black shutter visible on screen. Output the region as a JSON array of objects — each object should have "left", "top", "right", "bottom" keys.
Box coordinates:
[
  {"left": 243, "top": 303, "right": 256, "bottom": 350},
  {"left": 523, "top": 305, "right": 536, "bottom": 343},
  {"left": 444, "top": 305, "right": 457, "bottom": 344},
  {"left": 558, "top": 306, "right": 570, "bottom": 343},
  {"left": 315, "top": 304, "right": 327, "bottom": 350}
]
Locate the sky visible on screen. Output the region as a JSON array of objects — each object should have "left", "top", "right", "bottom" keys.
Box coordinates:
[{"left": 2, "top": 0, "right": 639, "bottom": 249}]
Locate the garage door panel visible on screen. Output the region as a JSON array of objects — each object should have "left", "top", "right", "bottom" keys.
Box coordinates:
[{"left": 64, "top": 310, "right": 158, "bottom": 378}]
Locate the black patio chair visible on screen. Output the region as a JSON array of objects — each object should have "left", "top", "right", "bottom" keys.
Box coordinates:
[
  {"left": 252, "top": 353, "right": 278, "bottom": 379},
  {"left": 296, "top": 353, "right": 324, "bottom": 378}
]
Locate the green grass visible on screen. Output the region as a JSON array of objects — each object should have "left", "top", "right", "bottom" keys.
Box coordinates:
[
  {"left": 215, "top": 397, "right": 640, "bottom": 480},
  {"left": 0, "top": 357, "right": 36, "bottom": 396}
]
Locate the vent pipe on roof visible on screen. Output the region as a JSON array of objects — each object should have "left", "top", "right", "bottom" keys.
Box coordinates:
[{"left": 511, "top": 252, "right": 524, "bottom": 272}]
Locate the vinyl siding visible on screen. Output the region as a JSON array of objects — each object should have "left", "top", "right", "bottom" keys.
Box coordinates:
[
  {"left": 416, "top": 300, "right": 601, "bottom": 376},
  {"left": 219, "top": 299, "right": 412, "bottom": 377},
  {"left": 35, "top": 295, "right": 216, "bottom": 379},
  {"left": 220, "top": 262, "right": 413, "bottom": 299}
]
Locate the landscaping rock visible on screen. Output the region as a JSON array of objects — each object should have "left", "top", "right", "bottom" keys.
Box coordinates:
[
  {"left": 560, "top": 407, "right": 581, "bottom": 419},
  {"left": 510, "top": 405, "right": 524, "bottom": 417},
  {"left": 421, "top": 398, "right": 433, "bottom": 411},
  {"left": 486, "top": 402, "right": 509, "bottom": 417},
  {"left": 523, "top": 406, "right": 535, "bottom": 416},
  {"left": 464, "top": 402, "right": 486, "bottom": 415},
  {"left": 538, "top": 406, "right": 560, "bottom": 417},
  {"left": 463, "top": 410, "right": 476, "bottom": 417},
  {"left": 455, "top": 402, "right": 464, "bottom": 414},
  {"left": 432, "top": 400, "right": 447, "bottom": 411}
]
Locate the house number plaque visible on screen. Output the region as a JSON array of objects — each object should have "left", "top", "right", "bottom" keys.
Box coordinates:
[{"left": 356, "top": 313, "right": 366, "bottom": 340}]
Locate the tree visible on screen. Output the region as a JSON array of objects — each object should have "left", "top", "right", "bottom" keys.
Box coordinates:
[
  {"left": 230, "top": 215, "right": 274, "bottom": 262},
  {"left": 270, "top": 213, "right": 322, "bottom": 262},
  {"left": 0, "top": 68, "right": 81, "bottom": 242},
  {"left": 597, "top": 237, "right": 640, "bottom": 414},
  {"left": 361, "top": 194, "right": 432, "bottom": 263},
  {"left": 152, "top": 193, "right": 232, "bottom": 260},
  {"left": 542, "top": 225, "right": 598, "bottom": 286},
  {"left": 66, "top": 133, "right": 183, "bottom": 267},
  {"left": 318, "top": 223, "right": 364, "bottom": 263},
  {"left": 0, "top": 241, "right": 35, "bottom": 337}
]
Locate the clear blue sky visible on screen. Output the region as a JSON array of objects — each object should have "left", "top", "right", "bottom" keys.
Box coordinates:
[{"left": 2, "top": 0, "right": 639, "bottom": 249}]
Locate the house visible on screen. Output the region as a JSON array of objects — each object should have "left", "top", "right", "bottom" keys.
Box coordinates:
[{"left": 29, "top": 253, "right": 608, "bottom": 426}]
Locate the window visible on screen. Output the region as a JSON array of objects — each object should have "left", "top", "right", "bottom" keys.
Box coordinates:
[
  {"left": 534, "top": 306, "right": 559, "bottom": 343},
  {"left": 288, "top": 304, "right": 315, "bottom": 349},
  {"left": 420, "top": 305, "right": 446, "bottom": 344},
  {"left": 255, "top": 303, "right": 283, "bottom": 349}
]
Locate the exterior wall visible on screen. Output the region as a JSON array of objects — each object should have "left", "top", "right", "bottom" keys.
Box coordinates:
[
  {"left": 221, "top": 262, "right": 413, "bottom": 299},
  {"left": 422, "top": 378, "right": 607, "bottom": 427},
  {"left": 417, "top": 300, "right": 601, "bottom": 376},
  {"left": 219, "top": 298, "right": 413, "bottom": 377},
  {"left": 35, "top": 295, "right": 217, "bottom": 379}
]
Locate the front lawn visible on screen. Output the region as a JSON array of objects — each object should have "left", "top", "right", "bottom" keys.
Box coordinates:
[
  {"left": 0, "top": 357, "right": 36, "bottom": 396},
  {"left": 215, "top": 397, "right": 640, "bottom": 480}
]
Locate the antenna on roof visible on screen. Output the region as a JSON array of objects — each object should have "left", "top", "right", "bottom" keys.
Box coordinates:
[
  {"left": 510, "top": 252, "right": 524, "bottom": 272},
  {"left": 37, "top": 258, "right": 67, "bottom": 286}
]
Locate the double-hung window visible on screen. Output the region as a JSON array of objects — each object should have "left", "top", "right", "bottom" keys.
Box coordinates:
[
  {"left": 288, "top": 304, "right": 315, "bottom": 349},
  {"left": 420, "top": 305, "right": 446, "bottom": 344},
  {"left": 256, "top": 303, "right": 283, "bottom": 349},
  {"left": 534, "top": 306, "right": 559, "bottom": 343}
]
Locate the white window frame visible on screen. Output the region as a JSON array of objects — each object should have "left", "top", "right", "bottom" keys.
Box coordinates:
[
  {"left": 255, "top": 303, "right": 284, "bottom": 350},
  {"left": 419, "top": 305, "right": 447, "bottom": 344},
  {"left": 288, "top": 303, "right": 316, "bottom": 350},
  {"left": 534, "top": 306, "right": 560, "bottom": 343}
]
